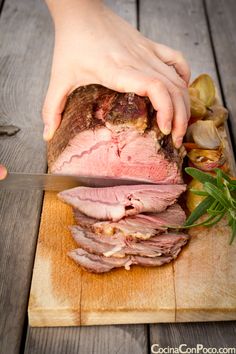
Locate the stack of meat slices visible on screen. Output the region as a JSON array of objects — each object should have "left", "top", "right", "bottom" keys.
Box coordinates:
[{"left": 58, "top": 184, "right": 189, "bottom": 273}]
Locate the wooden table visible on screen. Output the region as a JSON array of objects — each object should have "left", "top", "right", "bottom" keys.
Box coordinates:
[{"left": 0, "top": 0, "right": 236, "bottom": 353}]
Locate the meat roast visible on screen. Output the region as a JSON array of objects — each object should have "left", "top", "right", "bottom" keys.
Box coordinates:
[
  {"left": 50, "top": 85, "right": 189, "bottom": 273},
  {"left": 48, "top": 84, "right": 185, "bottom": 184}
]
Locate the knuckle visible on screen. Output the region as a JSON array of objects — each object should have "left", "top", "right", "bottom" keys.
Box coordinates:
[
  {"left": 148, "top": 78, "right": 165, "bottom": 91},
  {"left": 172, "top": 87, "right": 183, "bottom": 98},
  {"left": 165, "top": 105, "right": 174, "bottom": 117},
  {"left": 157, "top": 102, "right": 173, "bottom": 118},
  {"left": 177, "top": 121, "right": 188, "bottom": 134}
]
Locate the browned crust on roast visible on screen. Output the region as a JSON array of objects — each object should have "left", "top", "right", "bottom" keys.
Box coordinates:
[{"left": 48, "top": 85, "right": 110, "bottom": 169}]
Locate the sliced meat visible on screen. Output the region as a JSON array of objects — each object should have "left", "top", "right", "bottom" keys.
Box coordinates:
[
  {"left": 68, "top": 248, "right": 177, "bottom": 273},
  {"left": 58, "top": 184, "right": 186, "bottom": 221},
  {"left": 73, "top": 203, "right": 186, "bottom": 239},
  {"left": 69, "top": 225, "right": 189, "bottom": 258},
  {"left": 48, "top": 84, "right": 185, "bottom": 184}
]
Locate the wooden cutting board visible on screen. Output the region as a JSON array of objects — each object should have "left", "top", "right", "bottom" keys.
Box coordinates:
[{"left": 28, "top": 132, "right": 236, "bottom": 327}]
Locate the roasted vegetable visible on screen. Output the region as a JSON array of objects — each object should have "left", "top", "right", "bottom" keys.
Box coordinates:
[
  {"left": 183, "top": 142, "right": 199, "bottom": 151},
  {"left": 205, "top": 105, "right": 228, "bottom": 127},
  {"left": 189, "top": 95, "right": 207, "bottom": 119},
  {"left": 188, "top": 87, "right": 200, "bottom": 98},
  {"left": 190, "top": 74, "right": 216, "bottom": 107},
  {"left": 186, "top": 179, "right": 205, "bottom": 212},
  {"left": 186, "top": 120, "right": 222, "bottom": 149},
  {"left": 188, "top": 148, "right": 226, "bottom": 171}
]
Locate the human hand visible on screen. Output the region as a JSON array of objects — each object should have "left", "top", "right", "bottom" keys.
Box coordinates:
[
  {"left": 0, "top": 164, "right": 7, "bottom": 180},
  {"left": 43, "top": 0, "right": 190, "bottom": 148}
]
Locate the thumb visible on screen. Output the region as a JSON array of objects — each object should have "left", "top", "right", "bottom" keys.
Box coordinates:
[{"left": 42, "top": 80, "right": 71, "bottom": 141}]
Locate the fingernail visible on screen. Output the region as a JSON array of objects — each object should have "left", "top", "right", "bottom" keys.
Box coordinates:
[
  {"left": 174, "top": 137, "right": 183, "bottom": 149},
  {"left": 162, "top": 122, "right": 172, "bottom": 135},
  {"left": 43, "top": 124, "right": 51, "bottom": 141},
  {"left": 0, "top": 165, "right": 7, "bottom": 180}
]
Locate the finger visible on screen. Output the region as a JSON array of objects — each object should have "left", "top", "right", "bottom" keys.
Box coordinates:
[
  {"left": 104, "top": 68, "right": 174, "bottom": 135},
  {"left": 42, "top": 80, "right": 71, "bottom": 141},
  {"left": 170, "top": 89, "right": 189, "bottom": 148},
  {"left": 134, "top": 67, "right": 189, "bottom": 136},
  {"left": 0, "top": 164, "right": 7, "bottom": 180},
  {"left": 153, "top": 43, "right": 191, "bottom": 84},
  {"left": 148, "top": 80, "right": 174, "bottom": 135},
  {"left": 183, "top": 88, "right": 191, "bottom": 120}
]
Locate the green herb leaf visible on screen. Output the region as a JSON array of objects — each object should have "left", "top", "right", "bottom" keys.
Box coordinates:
[
  {"left": 229, "top": 219, "right": 236, "bottom": 245},
  {"left": 184, "top": 167, "right": 236, "bottom": 244},
  {"left": 202, "top": 211, "right": 226, "bottom": 227},
  {"left": 189, "top": 188, "right": 208, "bottom": 196},
  {"left": 216, "top": 169, "right": 224, "bottom": 189},
  {"left": 214, "top": 168, "right": 231, "bottom": 183},
  {"left": 185, "top": 167, "right": 216, "bottom": 185},
  {"left": 204, "top": 182, "right": 232, "bottom": 209},
  {"left": 207, "top": 207, "right": 225, "bottom": 216},
  {"left": 184, "top": 196, "right": 214, "bottom": 226}
]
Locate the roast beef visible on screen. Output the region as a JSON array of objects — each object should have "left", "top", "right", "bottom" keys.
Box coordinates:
[
  {"left": 69, "top": 225, "right": 189, "bottom": 258},
  {"left": 48, "top": 84, "right": 185, "bottom": 184},
  {"left": 58, "top": 184, "right": 186, "bottom": 221},
  {"left": 68, "top": 248, "right": 180, "bottom": 273},
  {"left": 51, "top": 85, "right": 189, "bottom": 273},
  {"left": 73, "top": 204, "right": 186, "bottom": 239}
]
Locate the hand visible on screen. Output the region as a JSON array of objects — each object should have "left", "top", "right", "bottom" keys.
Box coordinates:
[
  {"left": 43, "top": 0, "right": 190, "bottom": 148},
  {"left": 0, "top": 164, "right": 7, "bottom": 180}
]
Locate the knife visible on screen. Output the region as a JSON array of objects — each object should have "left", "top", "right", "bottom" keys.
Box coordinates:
[{"left": 0, "top": 172, "right": 156, "bottom": 191}]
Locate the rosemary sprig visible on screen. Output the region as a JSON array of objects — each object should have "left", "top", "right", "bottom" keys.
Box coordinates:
[{"left": 184, "top": 167, "right": 236, "bottom": 244}]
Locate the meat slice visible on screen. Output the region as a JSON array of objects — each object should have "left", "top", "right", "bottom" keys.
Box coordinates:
[
  {"left": 69, "top": 225, "right": 189, "bottom": 258},
  {"left": 73, "top": 204, "right": 186, "bottom": 239},
  {"left": 68, "top": 248, "right": 178, "bottom": 273},
  {"left": 48, "top": 84, "right": 185, "bottom": 184},
  {"left": 58, "top": 184, "right": 186, "bottom": 221}
]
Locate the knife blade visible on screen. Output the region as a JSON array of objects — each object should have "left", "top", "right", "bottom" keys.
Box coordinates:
[{"left": 0, "top": 172, "right": 155, "bottom": 191}]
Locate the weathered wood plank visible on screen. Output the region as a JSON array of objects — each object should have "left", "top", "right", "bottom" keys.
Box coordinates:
[
  {"left": 140, "top": 0, "right": 236, "bottom": 346},
  {"left": 140, "top": 0, "right": 218, "bottom": 81},
  {"left": 106, "top": 0, "right": 137, "bottom": 27},
  {"left": 25, "top": 1, "right": 148, "bottom": 353},
  {"left": 205, "top": 0, "right": 236, "bottom": 149},
  {"left": 25, "top": 325, "right": 147, "bottom": 354},
  {"left": 0, "top": 0, "right": 53, "bottom": 353},
  {"left": 0, "top": 0, "right": 5, "bottom": 14}
]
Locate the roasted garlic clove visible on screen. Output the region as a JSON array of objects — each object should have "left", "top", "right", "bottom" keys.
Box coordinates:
[
  {"left": 188, "top": 148, "right": 226, "bottom": 171},
  {"left": 188, "top": 87, "right": 200, "bottom": 98},
  {"left": 190, "top": 95, "right": 207, "bottom": 118},
  {"left": 186, "top": 120, "right": 222, "bottom": 149},
  {"left": 205, "top": 105, "right": 228, "bottom": 127},
  {"left": 190, "top": 74, "right": 216, "bottom": 107}
]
